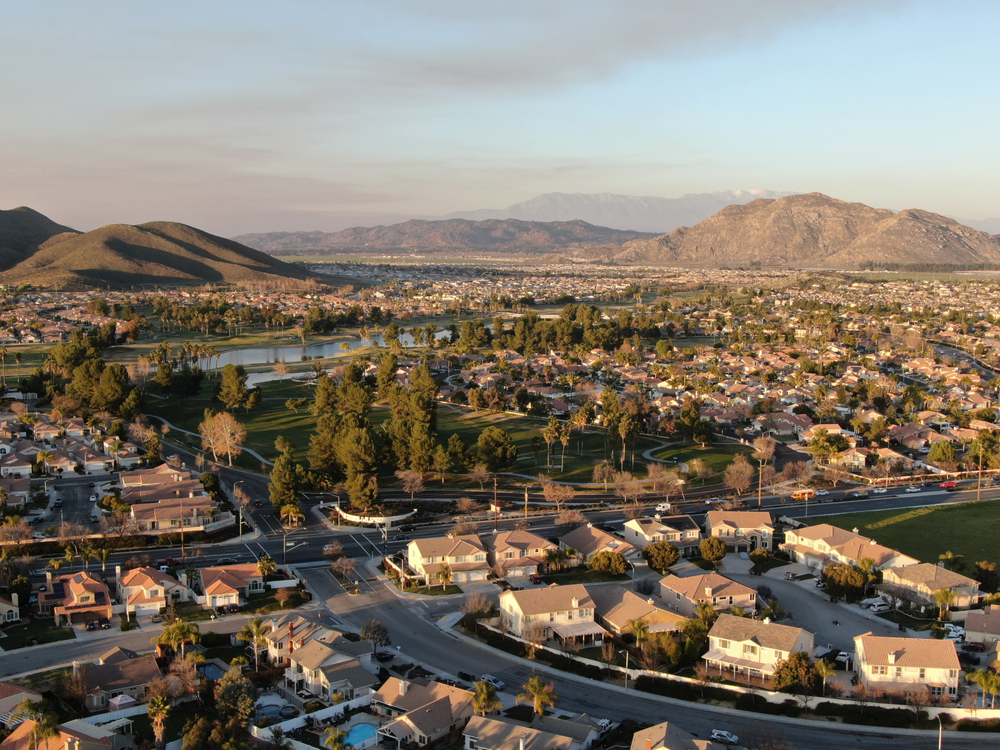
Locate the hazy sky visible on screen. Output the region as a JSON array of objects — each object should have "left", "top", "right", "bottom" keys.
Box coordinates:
[{"left": 3, "top": 1, "right": 999, "bottom": 235}]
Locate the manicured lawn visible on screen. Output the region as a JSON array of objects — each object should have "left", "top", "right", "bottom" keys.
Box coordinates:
[
  {"left": 810, "top": 498, "right": 1000, "bottom": 568},
  {"left": 540, "top": 568, "right": 629, "bottom": 585},
  {"left": 876, "top": 610, "right": 937, "bottom": 632},
  {"left": 689, "top": 558, "right": 716, "bottom": 571},
  {"left": 401, "top": 584, "right": 463, "bottom": 596},
  {"left": 172, "top": 602, "right": 218, "bottom": 623},
  {"left": 0, "top": 618, "right": 75, "bottom": 650},
  {"left": 651, "top": 442, "right": 754, "bottom": 485},
  {"left": 244, "top": 589, "right": 309, "bottom": 613},
  {"left": 750, "top": 556, "right": 791, "bottom": 573}
]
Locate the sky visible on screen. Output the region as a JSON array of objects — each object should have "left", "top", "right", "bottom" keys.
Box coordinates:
[{"left": 2, "top": 0, "right": 1000, "bottom": 235}]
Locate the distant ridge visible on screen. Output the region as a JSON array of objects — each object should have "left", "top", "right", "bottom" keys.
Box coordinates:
[
  {"left": 617, "top": 193, "right": 1000, "bottom": 268},
  {"left": 0, "top": 206, "right": 77, "bottom": 269},
  {"left": 444, "top": 190, "right": 794, "bottom": 233},
  {"left": 233, "top": 218, "right": 656, "bottom": 256},
  {"left": 0, "top": 211, "right": 320, "bottom": 289}
]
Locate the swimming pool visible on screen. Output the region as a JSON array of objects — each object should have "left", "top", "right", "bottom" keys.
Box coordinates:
[
  {"left": 256, "top": 705, "right": 282, "bottom": 720},
  {"left": 346, "top": 723, "right": 377, "bottom": 747},
  {"left": 199, "top": 663, "right": 226, "bottom": 680}
]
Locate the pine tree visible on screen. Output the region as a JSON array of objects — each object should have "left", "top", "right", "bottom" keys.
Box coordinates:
[
  {"left": 218, "top": 364, "right": 249, "bottom": 411},
  {"left": 269, "top": 446, "right": 300, "bottom": 508}
]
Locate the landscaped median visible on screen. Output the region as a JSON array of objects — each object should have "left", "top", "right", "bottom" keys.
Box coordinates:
[{"left": 454, "top": 614, "right": 1000, "bottom": 733}]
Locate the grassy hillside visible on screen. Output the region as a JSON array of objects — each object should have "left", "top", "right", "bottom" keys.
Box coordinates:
[
  {"left": 0, "top": 220, "right": 320, "bottom": 289},
  {"left": 0, "top": 206, "right": 77, "bottom": 270}
]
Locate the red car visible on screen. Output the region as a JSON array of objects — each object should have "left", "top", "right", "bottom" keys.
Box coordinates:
[
  {"left": 528, "top": 574, "right": 542, "bottom": 585},
  {"left": 940, "top": 481, "right": 958, "bottom": 489}
]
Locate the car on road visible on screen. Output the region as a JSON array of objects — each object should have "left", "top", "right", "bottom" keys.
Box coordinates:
[
  {"left": 391, "top": 534, "right": 409, "bottom": 542},
  {"left": 851, "top": 490, "right": 868, "bottom": 498},
  {"left": 253, "top": 500, "right": 264, "bottom": 508},
  {"left": 940, "top": 481, "right": 958, "bottom": 489},
  {"left": 53, "top": 499, "right": 62, "bottom": 507},
  {"left": 710, "top": 730, "right": 739, "bottom": 745},
  {"left": 481, "top": 674, "right": 505, "bottom": 690},
  {"left": 872, "top": 488, "right": 888, "bottom": 494},
  {"left": 397, "top": 525, "right": 415, "bottom": 532},
  {"left": 29, "top": 569, "right": 47, "bottom": 576},
  {"left": 88, "top": 482, "right": 95, "bottom": 488},
  {"left": 32, "top": 532, "right": 51, "bottom": 540},
  {"left": 905, "top": 486, "right": 921, "bottom": 493},
  {"left": 89, "top": 495, "right": 97, "bottom": 502},
  {"left": 217, "top": 558, "right": 237, "bottom": 565},
  {"left": 814, "top": 490, "right": 829, "bottom": 496}
]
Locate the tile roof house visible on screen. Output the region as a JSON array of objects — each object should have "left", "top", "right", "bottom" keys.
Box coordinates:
[
  {"left": 781, "top": 524, "right": 918, "bottom": 572},
  {"left": 622, "top": 516, "right": 701, "bottom": 557},
  {"left": 704, "top": 510, "right": 775, "bottom": 552},
  {"left": 658, "top": 573, "right": 756, "bottom": 618},
  {"left": 80, "top": 646, "right": 163, "bottom": 711},
  {"left": 38, "top": 572, "right": 113, "bottom": 625},
  {"left": 965, "top": 605, "right": 1000, "bottom": 645},
  {"left": 853, "top": 632, "right": 960, "bottom": 699},
  {"left": 0, "top": 682, "right": 42, "bottom": 729},
  {"left": 463, "top": 714, "right": 600, "bottom": 750},
  {"left": 374, "top": 678, "right": 475, "bottom": 750},
  {"left": 199, "top": 563, "right": 264, "bottom": 609},
  {"left": 0, "top": 718, "right": 129, "bottom": 750},
  {"left": 586, "top": 586, "right": 684, "bottom": 636},
  {"left": 498, "top": 584, "right": 605, "bottom": 647},
  {"left": 407, "top": 535, "right": 490, "bottom": 585},
  {"left": 282, "top": 639, "right": 377, "bottom": 708},
  {"left": 629, "top": 720, "right": 715, "bottom": 750},
  {"left": 486, "top": 530, "right": 556, "bottom": 579},
  {"left": 116, "top": 566, "right": 190, "bottom": 617},
  {"left": 558, "top": 524, "right": 638, "bottom": 564},
  {"left": 881, "top": 563, "right": 980, "bottom": 611},
  {"left": 704, "top": 613, "right": 814, "bottom": 683}
]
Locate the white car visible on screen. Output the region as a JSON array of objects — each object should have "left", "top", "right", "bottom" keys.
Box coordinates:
[
  {"left": 711, "top": 730, "right": 739, "bottom": 745},
  {"left": 834, "top": 651, "right": 851, "bottom": 665},
  {"left": 860, "top": 596, "right": 886, "bottom": 609},
  {"left": 905, "top": 487, "right": 921, "bottom": 493},
  {"left": 89, "top": 495, "right": 98, "bottom": 502},
  {"left": 815, "top": 490, "right": 829, "bottom": 496},
  {"left": 32, "top": 532, "right": 51, "bottom": 540},
  {"left": 869, "top": 602, "right": 891, "bottom": 613},
  {"left": 480, "top": 674, "right": 505, "bottom": 690},
  {"left": 873, "top": 488, "right": 888, "bottom": 494}
]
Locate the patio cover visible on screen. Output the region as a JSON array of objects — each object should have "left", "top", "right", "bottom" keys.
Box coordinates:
[
  {"left": 703, "top": 648, "right": 777, "bottom": 675},
  {"left": 109, "top": 694, "right": 136, "bottom": 710},
  {"left": 551, "top": 621, "right": 606, "bottom": 638}
]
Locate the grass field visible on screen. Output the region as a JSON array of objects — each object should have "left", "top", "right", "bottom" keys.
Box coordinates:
[
  {"left": 652, "top": 442, "right": 754, "bottom": 485},
  {"left": 810, "top": 498, "right": 1000, "bottom": 568},
  {"left": 0, "top": 618, "right": 75, "bottom": 650}
]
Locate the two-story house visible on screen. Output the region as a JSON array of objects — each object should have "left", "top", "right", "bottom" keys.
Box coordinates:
[
  {"left": 781, "top": 524, "right": 919, "bottom": 572},
  {"left": 622, "top": 516, "right": 701, "bottom": 557},
  {"left": 486, "top": 530, "right": 555, "bottom": 579},
  {"left": 498, "top": 584, "right": 605, "bottom": 647},
  {"left": 407, "top": 535, "right": 490, "bottom": 585},
  {"left": 854, "top": 632, "right": 960, "bottom": 699},
  {"left": 705, "top": 614, "right": 815, "bottom": 683},
  {"left": 966, "top": 605, "right": 1000, "bottom": 646},
  {"left": 658, "top": 572, "right": 756, "bottom": 618},
  {"left": 704, "top": 510, "right": 775, "bottom": 553},
  {"left": 558, "top": 524, "right": 638, "bottom": 566},
  {"left": 38, "top": 571, "right": 113, "bottom": 625},
  {"left": 881, "top": 563, "right": 981, "bottom": 612},
  {"left": 116, "top": 566, "right": 190, "bottom": 617},
  {"left": 282, "top": 640, "right": 377, "bottom": 707},
  {"left": 375, "top": 678, "right": 475, "bottom": 750},
  {"left": 199, "top": 564, "right": 264, "bottom": 609},
  {"left": 463, "top": 714, "right": 601, "bottom": 750}
]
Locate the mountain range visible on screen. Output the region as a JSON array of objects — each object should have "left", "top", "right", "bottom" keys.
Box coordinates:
[
  {"left": 0, "top": 208, "right": 318, "bottom": 289},
  {"left": 232, "top": 218, "right": 656, "bottom": 256},
  {"left": 616, "top": 193, "right": 1000, "bottom": 267}
]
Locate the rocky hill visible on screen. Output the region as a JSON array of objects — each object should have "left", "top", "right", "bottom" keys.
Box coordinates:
[
  {"left": 617, "top": 193, "right": 1000, "bottom": 268},
  {"left": 0, "top": 214, "right": 319, "bottom": 289},
  {"left": 234, "top": 218, "right": 656, "bottom": 255},
  {"left": 0, "top": 206, "right": 77, "bottom": 269},
  {"left": 445, "top": 190, "right": 793, "bottom": 233}
]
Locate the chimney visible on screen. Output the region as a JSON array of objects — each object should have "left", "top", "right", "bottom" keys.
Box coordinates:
[
  {"left": 46, "top": 571, "right": 52, "bottom": 587},
  {"left": 399, "top": 680, "right": 408, "bottom": 696},
  {"left": 10, "top": 592, "right": 17, "bottom": 607},
  {"left": 571, "top": 597, "right": 579, "bottom": 608},
  {"left": 519, "top": 736, "right": 526, "bottom": 750},
  {"left": 852, "top": 527, "right": 859, "bottom": 535},
  {"left": 705, "top": 586, "right": 714, "bottom": 597},
  {"left": 116, "top": 565, "right": 122, "bottom": 580},
  {"left": 888, "top": 651, "right": 896, "bottom": 664},
  {"left": 647, "top": 739, "right": 652, "bottom": 750}
]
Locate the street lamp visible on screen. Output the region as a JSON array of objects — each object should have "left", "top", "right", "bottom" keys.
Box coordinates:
[
  {"left": 936, "top": 714, "right": 943, "bottom": 750},
  {"left": 624, "top": 557, "right": 636, "bottom": 591},
  {"left": 619, "top": 649, "right": 630, "bottom": 690},
  {"left": 234, "top": 481, "right": 245, "bottom": 541}
]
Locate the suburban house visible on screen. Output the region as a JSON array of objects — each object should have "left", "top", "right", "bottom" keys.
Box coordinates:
[
  {"left": 781, "top": 524, "right": 919, "bottom": 572},
  {"left": 704, "top": 510, "right": 775, "bottom": 552},
  {"left": 374, "top": 678, "right": 475, "bottom": 750},
  {"left": 498, "top": 584, "right": 605, "bottom": 647},
  {"left": 81, "top": 646, "right": 163, "bottom": 711},
  {"left": 622, "top": 516, "right": 702, "bottom": 557},
  {"left": 0, "top": 718, "right": 132, "bottom": 750},
  {"left": 406, "top": 535, "right": 490, "bottom": 585},
  {"left": 0, "top": 476, "right": 30, "bottom": 508},
  {"left": 630, "top": 720, "right": 715, "bottom": 750},
  {"left": 486, "top": 530, "right": 556, "bottom": 579},
  {"left": 658, "top": 573, "right": 756, "bottom": 618},
  {"left": 0, "top": 595, "right": 20, "bottom": 624},
  {"left": 37, "top": 572, "right": 113, "bottom": 625},
  {"left": 199, "top": 564, "right": 264, "bottom": 609},
  {"left": 0, "top": 682, "right": 42, "bottom": 728},
  {"left": 0, "top": 453, "right": 32, "bottom": 479},
  {"left": 854, "top": 633, "right": 961, "bottom": 699},
  {"left": 263, "top": 614, "right": 373, "bottom": 670},
  {"left": 282, "top": 642, "right": 377, "bottom": 708},
  {"left": 130, "top": 496, "right": 228, "bottom": 534},
  {"left": 587, "top": 586, "right": 685, "bottom": 637},
  {"left": 704, "top": 614, "right": 815, "bottom": 683},
  {"left": 965, "top": 605, "right": 1000, "bottom": 645},
  {"left": 463, "top": 714, "right": 601, "bottom": 750},
  {"left": 558, "top": 524, "right": 638, "bottom": 564},
  {"left": 880, "top": 563, "right": 981, "bottom": 611},
  {"left": 116, "top": 566, "right": 189, "bottom": 617}
]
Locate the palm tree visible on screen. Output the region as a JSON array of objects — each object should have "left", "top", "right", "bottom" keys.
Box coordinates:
[
  {"left": 63, "top": 546, "right": 76, "bottom": 572},
  {"left": 236, "top": 617, "right": 272, "bottom": 673},
  {"left": 933, "top": 588, "right": 958, "bottom": 621},
  {"left": 280, "top": 503, "right": 304, "bottom": 526},
  {"left": 856, "top": 557, "right": 878, "bottom": 598},
  {"left": 627, "top": 618, "right": 649, "bottom": 651},
  {"left": 10, "top": 698, "right": 58, "bottom": 750},
  {"left": 35, "top": 450, "right": 54, "bottom": 475},
  {"left": 79, "top": 545, "right": 96, "bottom": 571},
  {"left": 96, "top": 547, "right": 111, "bottom": 573},
  {"left": 814, "top": 659, "right": 835, "bottom": 697},
  {"left": 517, "top": 675, "right": 556, "bottom": 717},
  {"left": 147, "top": 694, "right": 171, "bottom": 750},
  {"left": 323, "top": 728, "right": 351, "bottom": 750},
  {"left": 47, "top": 559, "right": 64, "bottom": 572},
  {"left": 256, "top": 554, "right": 277, "bottom": 579},
  {"left": 472, "top": 679, "right": 503, "bottom": 716},
  {"left": 437, "top": 562, "right": 454, "bottom": 592},
  {"left": 694, "top": 599, "right": 718, "bottom": 625}
]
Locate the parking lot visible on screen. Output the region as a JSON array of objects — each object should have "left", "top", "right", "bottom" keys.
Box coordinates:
[{"left": 38, "top": 474, "right": 116, "bottom": 530}]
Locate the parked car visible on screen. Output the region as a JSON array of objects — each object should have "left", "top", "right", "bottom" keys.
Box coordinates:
[
  {"left": 958, "top": 652, "right": 980, "bottom": 667},
  {"left": 151, "top": 613, "right": 164, "bottom": 623},
  {"left": 596, "top": 719, "right": 612, "bottom": 731},
  {"left": 98, "top": 617, "right": 110, "bottom": 629},
  {"left": 374, "top": 651, "right": 394, "bottom": 662},
  {"left": 85, "top": 621, "right": 97, "bottom": 631},
  {"left": 860, "top": 596, "right": 886, "bottom": 609},
  {"left": 227, "top": 603, "right": 240, "bottom": 613},
  {"left": 215, "top": 606, "right": 227, "bottom": 616},
  {"left": 835, "top": 651, "right": 851, "bottom": 666},
  {"left": 89, "top": 495, "right": 97, "bottom": 502},
  {"left": 481, "top": 674, "right": 506, "bottom": 690},
  {"left": 869, "top": 602, "right": 891, "bottom": 613},
  {"left": 962, "top": 642, "right": 986, "bottom": 653},
  {"left": 710, "top": 730, "right": 739, "bottom": 745},
  {"left": 52, "top": 499, "right": 62, "bottom": 507},
  {"left": 528, "top": 574, "right": 542, "bottom": 585}
]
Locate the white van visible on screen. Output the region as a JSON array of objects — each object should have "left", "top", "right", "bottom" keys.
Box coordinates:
[
  {"left": 859, "top": 596, "right": 886, "bottom": 609},
  {"left": 655, "top": 503, "right": 673, "bottom": 514}
]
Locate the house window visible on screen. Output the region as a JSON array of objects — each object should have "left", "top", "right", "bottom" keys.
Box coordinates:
[
  {"left": 719, "top": 639, "right": 731, "bottom": 649},
  {"left": 549, "top": 613, "right": 555, "bottom": 622},
  {"left": 895, "top": 667, "right": 902, "bottom": 677},
  {"left": 743, "top": 644, "right": 758, "bottom": 656},
  {"left": 469, "top": 738, "right": 478, "bottom": 750},
  {"left": 949, "top": 670, "right": 958, "bottom": 679},
  {"left": 873, "top": 666, "right": 887, "bottom": 675},
  {"left": 919, "top": 668, "right": 926, "bottom": 679},
  {"left": 675, "top": 592, "right": 681, "bottom": 600}
]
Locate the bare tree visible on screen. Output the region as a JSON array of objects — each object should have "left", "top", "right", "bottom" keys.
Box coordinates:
[
  {"left": 395, "top": 469, "right": 425, "bottom": 501},
  {"left": 613, "top": 471, "right": 643, "bottom": 504},
  {"left": 592, "top": 461, "right": 615, "bottom": 491},
  {"left": 647, "top": 463, "right": 682, "bottom": 501},
  {"left": 468, "top": 464, "right": 490, "bottom": 491},
  {"left": 541, "top": 480, "right": 575, "bottom": 512},
  {"left": 723, "top": 455, "right": 755, "bottom": 496},
  {"left": 556, "top": 510, "right": 586, "bottom": 529},
  {"left": 455, "top": 497, "right": 480, "bottom": 516},
  {"left": 214, "top": 412, "right": 247, "bottom": 466},
  {"left": 451, "top": 520, "right": 477, "bottom": 537}
]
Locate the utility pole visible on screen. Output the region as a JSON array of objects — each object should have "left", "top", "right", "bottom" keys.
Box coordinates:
[
  {"left": 977, "top": 448, "right": 984, "bottom": 503},
  {"left": 524, "top": 485, "right": 529, "bottom": 519},
  {"left": 493, "top": 476, "right": 499, "bottom": 531},
  {"left": 234, "top": 481, "right": 245, "bottom": 541}
]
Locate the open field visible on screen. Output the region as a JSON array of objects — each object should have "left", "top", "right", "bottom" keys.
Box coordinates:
[
  {"left": 810, "top": 498, "right": 1000, "bottom": 568},
  {"left": 651, "top": 442, "right": 754, "bottom": 485}
]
